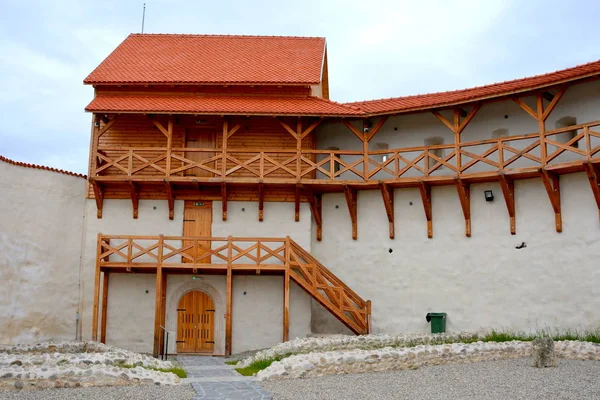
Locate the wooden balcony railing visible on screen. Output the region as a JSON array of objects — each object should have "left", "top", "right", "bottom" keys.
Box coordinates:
[
  {"left": 96, "top": 234, "right": 370, "bottom": 335},
  {"left": 92, "top": 120, "right": 600, "bottom": 184}
]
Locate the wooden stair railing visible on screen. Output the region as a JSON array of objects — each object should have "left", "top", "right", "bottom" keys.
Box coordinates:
[
  {"left": 95, "top": 234, "right": 372, "bottom": 337},
  {"left": 287, "top": 239, "right": 371, "bottom": 335}
]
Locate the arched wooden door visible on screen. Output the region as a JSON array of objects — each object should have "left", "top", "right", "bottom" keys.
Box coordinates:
[{"left": 176, "top": 291, "right": 215, "bottom": 353}]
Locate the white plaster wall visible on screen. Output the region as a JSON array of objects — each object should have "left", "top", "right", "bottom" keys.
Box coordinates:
[
  {"left": 84, "top": 199, "right": 312, "bottom": 354},
  {"left": 80, "top": 199, "right": 185, "bottom": 352},
  {"left": 311, "top": 173, "right": 600, "bottom": 334},
  {"left": 212, "top": 200, "right": 313, "bottom": 353},
  {"left": 0, "top": 162, "right": 86, "bottom": 344},
  {"left": 317, "top": 80, "right": 600, "bottom": 179}
]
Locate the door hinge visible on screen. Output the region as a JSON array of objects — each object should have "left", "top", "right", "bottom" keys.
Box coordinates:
[
  {"left": 206, "top": 341, "right": 215, "bottom": 344},
  {"left": 183, "top": 219, "right": 196, "bottom": 222},
  {"left": 176, "top": 340, "right": 185, "bottom": 343},
  {"left": 177, "top": 308, "right": 186, "bottom": 311},
  {"left": 206, "top": 310, "right": 215, "bottom": 312}
]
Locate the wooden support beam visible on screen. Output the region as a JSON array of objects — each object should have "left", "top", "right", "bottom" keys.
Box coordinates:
[
  {"left": 165, "top": 117, "right": 173, "bottom": 176},
  {"left": 294, "top": 185, "right": 301, "bottom": 222},
  {"left": 584, "top": 162, "right": 600, "bottom": 222},
  {"left": 221, "top": 182, "right": 228, "bottom": 221},
  {"left": 97, "top": 115, "right": 119, "bottom": 138},
  {"left": 419, "top": 182, "right": 433, "bottom": 238},
  {"left": 90, "top": 179, "right": 104, "bottom": 219},
  {"left": 129, "top": 182, "right": 139, "bottom": 219},
  {"left": 100, "top": 272, "right": 109, "bottom": 344},
  {"left": 365, "top": 116, "right": 389, "bottom": 141},
  {"left": 164, "top": 181, "right": 174, "bottom": 220},
  {"left": 91, "top": 234, "right": 102, "bottom": 341},
  {"left": 542, "top": 87, "right": 566, "bottom": 121},
  {"left": 342, "top": 120, "right": 364, "bottom": 142},
  {"left": 498, "top": 174, "right": 516, "bottom": 235},
  {"left": 225, "top": 236, "right": 233, "bottom": 356},
  {"left": 152, "top": 264, "right": 163, "bottom": 357},
  {"left": 283, "top": 265, "right": 290, "bottom": 343},
  {"left": 455, "top": 179, "right": 471, "bottom": 237},
  {"left": 536, "top": 93, "right": 547, "bottom": 164},
  {"left": 344, "top": 186, "right": 358, "bottom": 240},
  {"left": 258, "top": 182, "right": 264, "bottom": 222},
  {"left": 379, "top": 182, "right": 395, "bottom": 239},
  {"left": 304, "top": 187, "right": 322, "bottom": 241},
  {"left": 160, "top": 271, "right": 167, "bottom": 356},
  {"left": 540, "top": 169, "right": 562, "bottom": 232}
]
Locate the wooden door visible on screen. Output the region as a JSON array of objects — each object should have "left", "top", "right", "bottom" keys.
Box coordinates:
[
  {"left": 185, "top": 128, "right": 216, "bottom": 177},
  {"left": 183, "top": 201, "right": 212, "bottom": 263},
  {"left": 176, "top": 291, "right": 215, "bottom": 353}
]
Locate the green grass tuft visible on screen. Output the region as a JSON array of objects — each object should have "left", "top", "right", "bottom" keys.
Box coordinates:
[
  {"left": 234, "top": 353, "right": 294, "bottom": 376},
  {"left": 115, "top": 362, "right": 187, "bottom": 378},
  {"left": 224, "top": 360, "right": 238, "bottom": 366}
]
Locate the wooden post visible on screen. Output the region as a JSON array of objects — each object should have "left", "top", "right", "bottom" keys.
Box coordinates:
[
  {"left": 499, "top": 174, "right": 516, "bottom": 235},
  {"left": 379, "top": 182, "right": 395, "bottom": 239},
  {"left": 166, "top": 117, "right": 173, "bottom": 177},
  {"left": 540, "top": 169, "right": 562, "bottom": 232},
  {"left": 419, "top": 182, "right": 433, "bottom": 238},
  {"left": 225, "top": 236, "right": 233, "bottom": 356},
  {"left": 537, "top": 94, "right": 547, "bottom": 166},
  {"left": 344, "top": 186, "right": 358, "bottom": 240},
  {"left": 283, "top": 237, "right": 290, "bottom": 342},
  {"left": 152, "top": 235, "right": 164, "bottom": 358},
  {"left": 296, "top": 118, "right": 302, "bottom": 180},
  {"left": 584, "top": 162, "right": 600, "bottom": 222},
  {"left": 455, "top": 179, "right": 471, "bottom": 237},
  {"left": 366, "top": 300, "right": 372, "bottom": 334},
  {"left": 160, "top": 271, "right": 167, "bottom": 356},
  {"left": 100, "top": 272, "right": 109, "bottom": 344},
  {"left": 362, "top": 120, "right": 369, "bottom": 181},
  {"left": 92, "top": 233, "right": 103, "bottom": 341},
  {"left": 222, "top": 119, "right": 228, "bottom": 179}
]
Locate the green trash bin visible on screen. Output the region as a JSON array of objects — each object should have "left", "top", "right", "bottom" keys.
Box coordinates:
[{"left": 426, "top": 312, "right": 447, "bottom": 333}]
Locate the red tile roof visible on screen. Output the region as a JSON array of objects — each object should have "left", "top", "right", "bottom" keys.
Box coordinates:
[
  {"left": 346, "top": 59, "right": 600, "bottom": 114},
  {"left": 0, "top": 155, "right": 87, "bottom": 179},
  {"left": 84, "top": 34, "right": 326, "bottom": 85},
  {"left": 86, "top": 93, "right": 362, "bottom": 117}
]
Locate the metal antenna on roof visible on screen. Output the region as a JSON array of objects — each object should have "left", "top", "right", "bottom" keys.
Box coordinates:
[{"left": 141, "top": 3, "right": 146, "bottom": 33}]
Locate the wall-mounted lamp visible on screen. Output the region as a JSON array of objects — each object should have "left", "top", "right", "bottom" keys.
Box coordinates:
[
  {"left": 363, "top": 120, "right": 372, "bottom": 133},
  {"left": 484, "top": 190, "right": 494, "bottom": 202},
  {"left": 94, "top": 121, "right": 100, "bottom": 127}
]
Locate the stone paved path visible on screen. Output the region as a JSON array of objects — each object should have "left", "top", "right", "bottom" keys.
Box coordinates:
[{"left": 177, "top": 356, "right": 272, "bottom": 400}]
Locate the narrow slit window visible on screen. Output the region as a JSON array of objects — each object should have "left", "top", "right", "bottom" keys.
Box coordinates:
[
  {"left": 424, "top": 137, "right": 445, "bottom": 170},
  {"left": 555, "top": 116, "right": 578, "bottom": 148}
]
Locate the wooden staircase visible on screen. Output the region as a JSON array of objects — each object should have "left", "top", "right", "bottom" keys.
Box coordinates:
[
  {"left": 94, "top": 234, "right": 371, "bottom": 355},
  {"left": 287, "top": 239, "right": 371, "bottom": 335}
]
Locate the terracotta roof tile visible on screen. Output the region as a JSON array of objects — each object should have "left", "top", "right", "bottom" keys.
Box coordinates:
[
  {"left": 0, "top": 155, "right": 87, "bottom": 179},
  {"left": 86, "top": 93, "right": 362, "bottom": 117},
  {"left": 346, "top": 59, "right": 600, "bottom": 114},
  {"left": 84, "top": 34, "right": 326, "bottom": 85}
]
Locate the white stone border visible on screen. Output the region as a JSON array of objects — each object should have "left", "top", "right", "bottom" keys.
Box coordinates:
[
  {"left": 236, "top": 332, "right": 481, "bottom": 368},
  {"left": 256, "top": 340, "right": 600, "bottom": 380}
]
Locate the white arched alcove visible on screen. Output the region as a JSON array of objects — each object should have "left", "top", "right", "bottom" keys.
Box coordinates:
[{"left": 165, "top": 279, "right": 225, "bottom": 355}]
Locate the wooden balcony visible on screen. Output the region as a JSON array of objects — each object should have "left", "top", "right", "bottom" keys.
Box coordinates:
[
  {"left": 93, "top": 234, "right": 371, "bottom": 356},
  {"left": 91, "top": 120, "right": 600, "bottom": 187}
]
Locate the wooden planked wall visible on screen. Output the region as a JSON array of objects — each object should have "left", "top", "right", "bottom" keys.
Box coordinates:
[{"left": 89, "top": 114, "right": 316, "bottom": 200}]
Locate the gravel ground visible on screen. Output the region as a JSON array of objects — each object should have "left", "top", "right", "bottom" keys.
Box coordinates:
[
  {"left": 0, "top": 384, "right": 196, "bottom": 400},
  {"left": 260, "top": 358, "right": 600, "bottom": 400}
]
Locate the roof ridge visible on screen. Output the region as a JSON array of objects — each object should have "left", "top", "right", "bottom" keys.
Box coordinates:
[
  {"left": 129, "top": 33, "right": 325, "bottom": 40},
  {"left": 0, "top": 155, "right": 87, "bottom": 179},
  {"left": 345, "top": 58, "right": 600, "bottom": 106}
]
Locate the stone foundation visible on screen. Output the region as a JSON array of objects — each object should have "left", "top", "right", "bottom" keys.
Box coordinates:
[
  {"left": 257, "top": 340, "right": 600, "bottom": 380},
  {"left": 0, "top": 341, "right": 180, "bottom": 390}
]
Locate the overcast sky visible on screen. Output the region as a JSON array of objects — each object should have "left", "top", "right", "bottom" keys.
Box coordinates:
[{"left": 1, "top": 0, "right": 599, "bottom": 174}]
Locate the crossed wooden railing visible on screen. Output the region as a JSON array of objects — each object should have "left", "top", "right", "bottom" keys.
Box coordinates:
[
  {"left": 92, "top": 120, "right": 600, "bottom": 183},
  {"left": 97, "top": 234, "right": 370, "bottom": 335}
]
